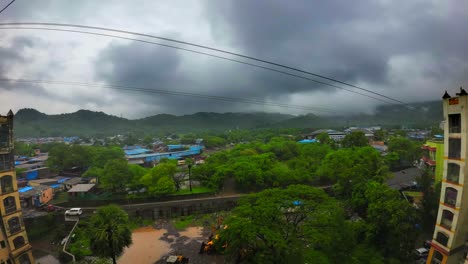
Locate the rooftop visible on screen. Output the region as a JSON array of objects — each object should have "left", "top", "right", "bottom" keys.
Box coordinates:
[
  {"left": 19, "top": 185, "right": 51, "bottom": 197},
  {"left": 68, "top": 184, "right": 95, "bottom": 193}
]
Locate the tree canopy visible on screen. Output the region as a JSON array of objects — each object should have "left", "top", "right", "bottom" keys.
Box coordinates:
[{"left": 88, "top": 205, "right": 132, "bottom": 264}]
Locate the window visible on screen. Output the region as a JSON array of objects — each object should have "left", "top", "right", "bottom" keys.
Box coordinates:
[
  {"left": 431, "top": 250, "right": 443, "bottom": 264},
  {"left": 447, "top": 163, "right": 460, "bottom": 183},
  {"left": 436, "top": 232, "right": 449, "bottom": 246},
  {"left": 0, "top": 240, "right": 5, "bottom": 248},
  {"left": 3, "top": 196, "right": 16, "bottom": 214},
  {"left": 18, "top": 253, "right": 31, "bottom": 264},
  {"left": 441, "top": 210, "right": 454, "bottom": 230},
  {"left": 0, "top": 154, "right": 11, "bottom": 172},
  {"left": 449, "top": 138, "right": 461, "bottom": 159},
  {"left": 0, "top": 124, "right": 9, "bottom": 149},
  {"left": 449, "top": 114, "right": 461, "bottom": 133},
  {"left": 0, "top": 175, "right": 13, "bottom": 194},
  {"left": 12, "top": 236, "right": 25, "bottom": 249},
  {"left": 445, "top": 188, "right": 457, "bottom": 207},
  {"left": 8, "top": 217, "right": 21, "bottom": 235}
]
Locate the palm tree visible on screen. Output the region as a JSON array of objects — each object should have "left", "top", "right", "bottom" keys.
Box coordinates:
[{"left": 89, "top": 205, "right": 132, "bottom": 264}]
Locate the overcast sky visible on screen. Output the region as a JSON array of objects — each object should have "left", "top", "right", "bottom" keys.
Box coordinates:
[{"left": 0, "top": 0, "right": 467, "bottom": 119}]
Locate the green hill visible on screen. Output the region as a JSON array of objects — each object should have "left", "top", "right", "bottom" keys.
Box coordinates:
[{"left": 13, "top": 101, "right": 443, "bottom": 137}]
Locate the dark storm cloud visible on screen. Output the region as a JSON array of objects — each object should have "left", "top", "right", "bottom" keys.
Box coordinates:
[{"left": 205, "top": 0, "right": 468, "bottom": 92}]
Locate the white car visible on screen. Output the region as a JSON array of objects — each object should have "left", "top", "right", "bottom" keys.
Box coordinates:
[
  {"left": 414, "top": 247, "right": 429, "bottom": 259},
  {"left": 65, "top": 208, "right": 83, "bottom": 216}
]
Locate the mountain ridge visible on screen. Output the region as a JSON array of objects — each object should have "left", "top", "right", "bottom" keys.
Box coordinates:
[{"left": 13, "top": 101, "right": 443, "bottom": 137}]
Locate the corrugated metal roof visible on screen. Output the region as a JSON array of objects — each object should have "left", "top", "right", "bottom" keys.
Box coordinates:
[
  {"left": 124, "top": 148, "right": 151, "bottom": 155},
  {"left": 68, "top": 184, "right": 95, "bottom": 193},
  {"left": 19, "top": 186, "right": 33, "bottom": 193}
]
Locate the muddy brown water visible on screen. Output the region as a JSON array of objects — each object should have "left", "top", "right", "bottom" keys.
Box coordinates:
[
  {"left": 118, "top": 226, "right": 171, "bottom": 264},
  {"left": 118, "top": 226, "right": 207, "bottom": 264}
]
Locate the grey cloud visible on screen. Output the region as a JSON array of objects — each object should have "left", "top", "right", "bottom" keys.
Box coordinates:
[{"left": 205, "top": 0, "right": 468, "bottom": 96}]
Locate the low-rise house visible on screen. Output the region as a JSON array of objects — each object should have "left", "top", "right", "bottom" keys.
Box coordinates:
[
  {"left": 19, "top": 185, "right": 53, "bottom": 208},
  {"left": 304, "top": 129, "right": 346, "bottom": 142},
  {"left": 344, "top": 128, "right": 375, "bottom": 143},
  {"left": 68, "top": 184, "right": 96, "bottom": 199}
]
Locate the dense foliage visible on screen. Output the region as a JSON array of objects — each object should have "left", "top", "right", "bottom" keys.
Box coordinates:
[
  {"left": 88, "top": 205, "right": 132, "bottom": 264},
  {"left": 216, "top": 184, "right": 418, "bottom": 263},
  {"left": 193, "top": 137, "right": 389, "bottom": 192}
]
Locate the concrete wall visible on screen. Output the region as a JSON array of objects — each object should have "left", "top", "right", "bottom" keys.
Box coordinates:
[{"left": 131, "top": 196, "right": 239, "bottom": 220}]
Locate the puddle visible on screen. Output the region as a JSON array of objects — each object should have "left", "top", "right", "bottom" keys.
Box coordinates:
[
  {"left": 179, "top": 226, "right": 204, "bottom": 244},
  {"left": 118, "top": 227, "right": 171, "bottom": 264}
]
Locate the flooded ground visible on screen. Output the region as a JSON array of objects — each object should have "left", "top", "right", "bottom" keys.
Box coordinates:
[
  {"left": 119, "top": 222, "right": 226, "bottom": 264},
  {"left": 118, "top": 226, "right": 171, "bottom": 264}
]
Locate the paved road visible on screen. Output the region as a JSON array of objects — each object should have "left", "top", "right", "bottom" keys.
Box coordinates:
[{"left": 387, "top": 167, "right": 422, "bottom": 190}]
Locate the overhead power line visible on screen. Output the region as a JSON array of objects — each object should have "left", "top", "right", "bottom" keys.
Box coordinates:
[
  {"left": 0, "top": 26, "right": 396, "bottom": 105},
  {"left": 0, "top": 22, "right": 406, "bottom": 104},
  {"left": 0, "top": 0, "right": 15, "bottom": 15},
  {"left": 0, "top": 78, "right": 340, "bottom": 114}
]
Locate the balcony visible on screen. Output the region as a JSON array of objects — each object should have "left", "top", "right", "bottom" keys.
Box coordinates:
[
  {"left": 10, "top": 243, "right": 31, "bottom": 258},
  {"left": 448, "top": 138, "right": 461, "bottom": 159},
  {"left": 449, "top": 114, "right": 461, "bottom": 133},
  {"left": 447, "top": 163, "right": 460, "bottom": 183},
  {"left": 441, "top": 210, "right": 454, "bottom": 230},
  {"left": 4, "top": 205, "right": 16, "bottom": 215},
  {"left": 444, "top": 188, "right": 457, "bottom": 207},
  {"left": 422, "top": 156, "right": 436, "bottom": 166},
  {"left": 435, "top": 232, "right": 449, "bottom": 247}
]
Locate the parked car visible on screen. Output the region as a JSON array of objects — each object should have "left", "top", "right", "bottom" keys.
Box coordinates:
[
  {"left": 65, "top": 208, "right": 82, "bottom": 216},
  {"left": 40, "top": 204, "right": 56, "bottom": 212},
  {"left": 424, "top": 240, "right": 432, "bottom": 249},
  {"left": 414, "top": 248, "right": 429, "bottom": 259}
]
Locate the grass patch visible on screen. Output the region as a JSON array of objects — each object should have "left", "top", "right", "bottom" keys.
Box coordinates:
[
  {"left": 173, "top": 215, "right": 195, "bottom": 230},
  {"left": 403, "top": 191, "right": 423, "bottom": 197},
  {"left": 128, "top": 217, "right": 154, "bottom": 230},
  {"left": 51, "top": 192, "right": 68, "bottom": 204},
  {"left": 173, "top": 186, "right": 213, "bottom": 196}
]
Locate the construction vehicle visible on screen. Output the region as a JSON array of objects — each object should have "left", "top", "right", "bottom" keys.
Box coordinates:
[
  {"left": 199, "top": 215, "right": 228, "bottom": 254},
  {"left": 166, "top": 255, "right": 189, "bottom": 264}
]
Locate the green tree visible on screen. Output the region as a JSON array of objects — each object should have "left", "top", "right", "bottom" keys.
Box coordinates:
[
  {"left": 317, "top": 147, "right": 388, "bottom": 198},
  {"left": 140, "top": 161, "right": 177, "bottom": 195},
  {"left": 352, "top": 181, "right": 419, "bottom": 261},
  {"left": 204, "top": 136, "right": 226, "bottom": 148},
  {"left": 153, "top": 176, "right": 176, "bottom": 195},
  {"left": 100, "top": 159, "right": 131, "bottom": 192},
  {"left": 217, "top": 185, "right": 352, "bottom": 263},
  {"left": 316, "top": 132, "right": 336, "bottom": 148},
  {"left": 14, "top": 141, "right": 34, "bottom": 156},
  {"left": 91, "top": 147, "right": 125, "bottom": 168},
  {"left": 373, "top": 129, "right": 386, "bottom": 141},
  {"left": 47, "top": 144, "right": 92, "bottom": 171},
  {"left": 418, "top": 169, "right": 441, "bottom": 232},
  {"left": 341, "top": 132, "right": 368, "bottom": 148},
  {"left": 387, "top": 137, "right": 422, "bottom": 168},
  {"left": 88, "top": 205, "right": 132, "bottom": 264}
]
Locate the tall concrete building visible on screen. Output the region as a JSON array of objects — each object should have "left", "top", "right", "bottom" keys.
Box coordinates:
[
  {"left": 0, "top": 111, "right": 34, "bottom": 264},
  {"left": 427, "top": 90, "right": 468, "bottom": 264}
]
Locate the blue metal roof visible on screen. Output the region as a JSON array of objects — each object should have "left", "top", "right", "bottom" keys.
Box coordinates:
[
  {"left": 124, "top": 148, "right": 151, "bottom": 155},
  {"left": 168, "top": 145, "right": 184, "bottom": 150},
  {"left": 127, "top": 146, "right": 202, "bottom": 162},
  {"left": 19, "top": 186, "right": 33, "bottom": 193},
  {"left": 298, "top": 139, "right": 317, "bottom": 144},
  {"left": 57, "top": 177, "right": 70, "bottom": 183},
  {"left": 50, "top": 184, "right": 62, "bottom": 188}
]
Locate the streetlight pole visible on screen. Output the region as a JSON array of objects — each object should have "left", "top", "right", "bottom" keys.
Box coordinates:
[{"left": 188, "top": 164, "right": 192, "bottom": 192}]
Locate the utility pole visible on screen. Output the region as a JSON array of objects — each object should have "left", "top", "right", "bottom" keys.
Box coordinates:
[{"left": 188, "top": 163, "right": 192, "bottom": 192}]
